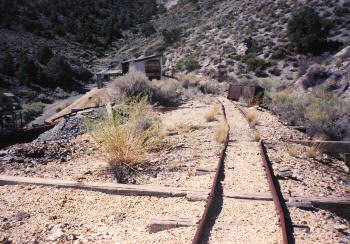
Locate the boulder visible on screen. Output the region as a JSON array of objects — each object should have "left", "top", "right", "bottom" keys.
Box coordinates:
[{"left": 335, "top": 46, "right": 350, "bottom": 61}]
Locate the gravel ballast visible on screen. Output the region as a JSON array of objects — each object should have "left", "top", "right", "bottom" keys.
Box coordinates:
[
  {"left": 208, "top": 98, "right": 281, "bottom": 243},
  {"left": 36, "top": 115, "right": 86, "bottom": 142}
]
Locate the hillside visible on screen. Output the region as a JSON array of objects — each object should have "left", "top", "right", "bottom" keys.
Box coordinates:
[
  {"left": 104, "top": 0, "right": 350, "bottom": 140},
  {"left": 0, "top": 0, "right": 164, "bottom": 131}
]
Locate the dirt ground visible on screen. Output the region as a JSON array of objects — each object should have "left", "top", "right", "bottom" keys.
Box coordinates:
[{"left": 1, "top": 95, "right": 350, "bottom": 243}]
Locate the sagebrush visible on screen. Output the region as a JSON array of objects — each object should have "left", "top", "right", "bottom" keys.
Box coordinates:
[
  {"left": 267, "top": 88, "right": 350, "bottom": 140},
  {"left": 87, "top": 96, "right": 162, "bottom": 169}
]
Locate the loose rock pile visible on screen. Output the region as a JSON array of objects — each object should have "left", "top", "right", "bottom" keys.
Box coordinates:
[
  {"left": 0, "top": 140, "right": 86, "bottom": 166},
  {"left": 36, "top": 115, "right": 86, "bottom": 142}
]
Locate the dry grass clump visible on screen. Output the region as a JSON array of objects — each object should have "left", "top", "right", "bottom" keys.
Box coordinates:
[
  {"left": 205, "top": 105, "right": 221, "bottom": 122},
  {"left": 215, "top": 122, "right": 229, "bottom": 143},
  {"left": 88, "top": 96, "right": 161, "bottom": 169},
  {"left": 179, "top": 72, "right": 200, "bottom": 88},
  {"left": 168, "top": 161, "right": 181, "bottom": 171},
  {"left": 305, "top": 136, "right": 325, "bottom": 158},
  {"left": 287, "top": 145, "right": 298, "bottom": 157},
  {"left": 252, "top": 130, "right": 261, "bottom": 142},
  {"left": 198, "top": 79, "right": 221, "bottom": 94},
  {"left": 177, "top": 122, "right": 201, "bottom": 133},
  {"left": 246, "top": 110, "right": 258, "bottom": 126},
  {"left": 149, "top": 78, "right": 182, "bottom": 106}
]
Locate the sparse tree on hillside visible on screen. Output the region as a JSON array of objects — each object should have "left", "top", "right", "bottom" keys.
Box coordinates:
[
  {"left": 162, "top": 28, "right": 182, "bottom": 45},
  {"left": 46, "top": 55, "right": 74, "bottom": 88},
  {"left": 287, "top": 7, "right": 331, "bottom": 54},
  {"left": 0, "top": 54, "right": 15, "bottom": 76},
  {"left": 15, "top": 53, "right": 38, "bottom": 85},
  {"left": 37, "top": 45, "right": 54, "bottom": 65}
]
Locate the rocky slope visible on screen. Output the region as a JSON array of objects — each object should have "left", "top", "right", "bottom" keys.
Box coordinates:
[
  {"left": 115, "top": 0, "right": 349, "bottom": 93},
  {"left": 102, "top": 0, "right": 350, "bottom": 140},
  {"left": 0, "top": 0, "right": 165, "bottom": 133}
]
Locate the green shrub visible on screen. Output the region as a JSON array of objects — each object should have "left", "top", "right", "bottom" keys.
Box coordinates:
[
  {"left": 179, "top": 73, "right": 200, "bottom": 88},
  {"left": 235, "top": 53, "right": 268, "bottom": 71},
  {"left": 54, "top": 87, "right": 69, "bottom": 99},
  {"left": 198, "top": 80, "right": 220, "bottom": 94},
  {"left": 267, "top": 88, "right": 350, "bottom": 140},
  {"left": 140, "top": 22, "right": 156, "bottom": 37},
  {"left": 0, "top": 54, "right": 15, "bottom": 76},
  {"left": 150, "top": 79, "right": 182, "bottom": 106},
  {"left": 109, "top": 69, "right": 182, "bottom": 106},
  {"left": 110, "top": 68, "right": 152, "bottom": 98},
  {"left": 36, "top": 45, "right": 53, "bottom": 64},
  {"left": 15, "top": 53, "right": 38, "bottom": 85},
  {"left": 37, "top": 93, "right": 54, "bottom": 104},
  {"left": 162, "top": 28, "right": 182, "bottom": 45},
  {"left": 287, "top": 7, "right": 330, "bottom": 54},
  {"left": 21, "top": 18, "right": 42, "bottom": 33},
  {"left": 184, "top": 55, "right": 200, "bottom": 71},
  {"left": 76, "top": 67, "right": 93, "bottom": 83},
  {"left": 156, "top": 43, "right": 167, "bottom": 54},
  {"left": 22, "top": 102, "right": 45, "bottom": 121},
  {"left": 46, "top": 55, "right": 74, "bottom": 88},
  {"left": 53, "top": 25, "right": 66, "bottom": 37}
]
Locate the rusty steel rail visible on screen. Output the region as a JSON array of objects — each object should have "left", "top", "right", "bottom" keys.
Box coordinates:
[
  {"left": 232, "top": 103, "right": 256, "bottom": 130},
  {"left": 232, "top": 102, "right": 293, "bottom": 244},
  {"left": 192, "top": 101, "right": 230, "bottom": 244}
]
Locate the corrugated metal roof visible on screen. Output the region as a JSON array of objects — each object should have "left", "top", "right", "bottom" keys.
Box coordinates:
[
  {"left": 3, "top": 93, "right": 15, "bottom": 97},
  {"left": 122, "top": 55, "right": 161, "bottom": 64},
  {"left": 97, "top": 69, "right": 122, "bottom": 75}
]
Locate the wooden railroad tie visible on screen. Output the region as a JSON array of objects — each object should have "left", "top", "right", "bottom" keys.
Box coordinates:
[
  {"left": 147, "top": 217, "right": 197, "bottom": 233},
  {"left": 1, "top": 175, "right": 349, "bottom": 208}
]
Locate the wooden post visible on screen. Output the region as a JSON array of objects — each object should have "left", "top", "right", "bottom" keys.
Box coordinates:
[
  {"left": 96, "top": 74, "right": 103, "bottom": 89},
  {"left": 13, "top": 112, "right": 16, "bottom": 130},
  {"left": 20, "top": 112, "right": 23, "bottom": 127},
  {"left": 344, "top": 153, "right": 350, "bottom": 171}
]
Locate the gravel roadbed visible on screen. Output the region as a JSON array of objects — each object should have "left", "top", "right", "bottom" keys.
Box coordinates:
[
  {"left": 208, "top": 98, "right": 281, "bottom": 243},
  {"left": 0, "top": 185, "right": 205, "bottom": 244},
  {"left": 244, "top": 103, "right": 350, "bottom": 243},
  {"left": 144, "top": 97, "right": 223, "bottom": 190}
]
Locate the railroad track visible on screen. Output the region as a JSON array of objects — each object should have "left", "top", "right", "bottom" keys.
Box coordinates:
[
  {"left": 193, "top": 98, "right": 293, "bottom": 244},
  {"left": 0, "top": 97, "right": 295, "bottom": 243}
]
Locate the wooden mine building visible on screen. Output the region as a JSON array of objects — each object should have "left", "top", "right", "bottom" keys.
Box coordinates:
[{"left": 122, "top": 55, "right": 162, "bottom": 80}]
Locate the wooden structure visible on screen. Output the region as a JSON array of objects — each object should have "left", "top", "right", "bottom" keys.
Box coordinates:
[
  {"left": 227, "top": 84, "right": 265, "bottom": 103},
  {"left": 122, "top": 55, "right": 162, "bottom": 80},
  {"left": 0, "top": 90, "right": 15, "bottom": 109},
  {"left": 96, "top": 69, "right": 123, "bottom": 89}
]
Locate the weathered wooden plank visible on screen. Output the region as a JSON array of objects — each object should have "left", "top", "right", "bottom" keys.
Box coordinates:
[
  {"left": 224, "top": 192, "right": 273, "bottom": 201},
  {"left": 344, "top": 153, "right": 350, "bottom": 168},
  {"left": 1, "top": 175, "right": 349, "bottom": 207},
  {"left": 195, "top": 167, "right": 216, "bottom": 176},
  {"left": 289, "top": 126, "right": 306, "bottom": 132},
  {"left": 289, "top": 140, "right": 350, "bottom": 153},
  {"left": 147, "top": 216, "right": 197, "bottom": 233},
  {"left": 0, "top": 175, "right": 207, "bottom": 198},
  {"left": 287, "top": 199, "right": 313, "bottom": 209},
  {"left": 188, "top": 191, "right": 273, "bottom": 201},
  {"left": 292, "top": 196, "right": 350, "bottom": 206}
]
